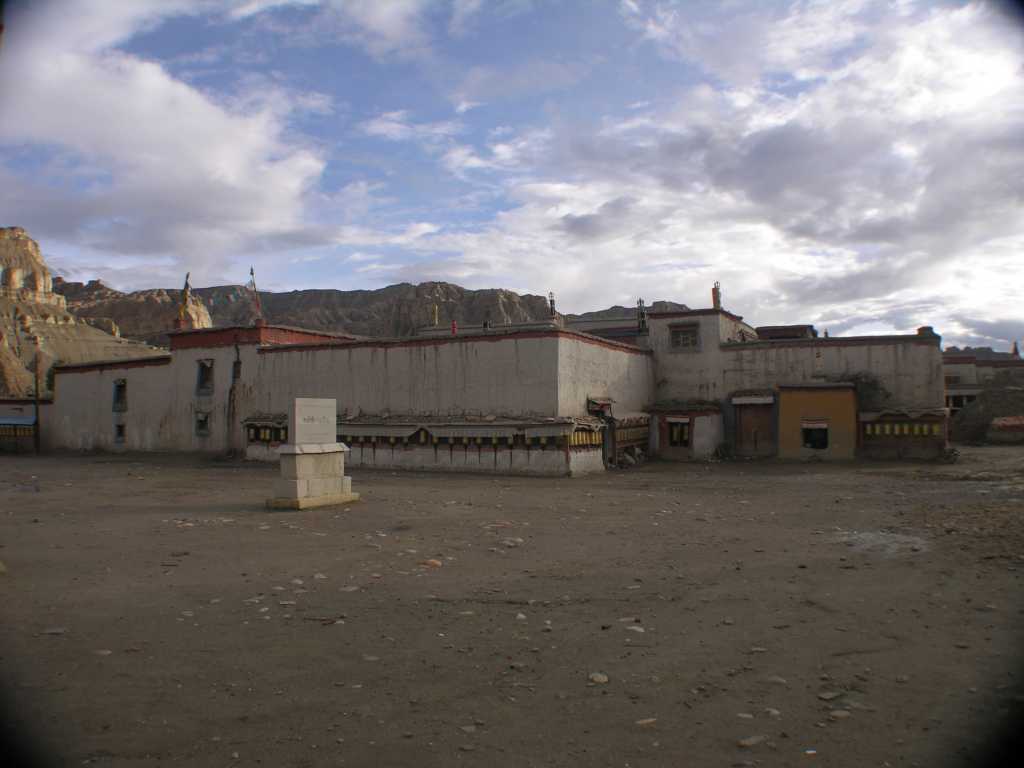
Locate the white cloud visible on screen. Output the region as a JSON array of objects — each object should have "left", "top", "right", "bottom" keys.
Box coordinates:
[
  {"left": 0, "top": 1, "right": 327, "bottom": 283},
  {"left": 394, "top": 1, "right": 1024, "bottom": 346},
  {"left": 359, "top": 111, "right": 463, "bottom": 146}
]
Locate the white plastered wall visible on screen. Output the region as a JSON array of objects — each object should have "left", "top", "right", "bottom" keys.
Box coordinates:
[
  {"left": 244, "top": 335, "right": 561, "bottom": 418},
  {"left": 721, "top": 340, "right": 944, "bottom": 410},
  {"left": 556, "top": 335, "right": 655, "bottom": 417}
]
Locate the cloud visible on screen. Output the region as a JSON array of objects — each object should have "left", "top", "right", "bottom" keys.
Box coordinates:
[
  {"left": 0, "top": 1, "right": 330, "bottom": 285},
  {"left": 950, "top": 316, "right": 1024, "bottom": 347},
  {"left": 449, "top": 0, "right": 484, "bottom": 37},
  {"left": 359, "top": 111, "right": 462, "bottom": 144},
  {"left": 2, "top": 0, "right": 1021, "bottom": 352},
  {"left": 377, "top": 1, "right": 1023, "bottom": 350},
  {"left": 557, "top": 196, "right": 639, "bottom": 241},
  {"left": 259, "top": 0, "right": 435, "bottom": 59},
  {"left": 621, "top": 0, "right": 878, "bottom": 86}
]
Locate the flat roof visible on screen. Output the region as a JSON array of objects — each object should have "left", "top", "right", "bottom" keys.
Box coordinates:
[
  {"left": 167, "top": 324, "right": 357, "bottom": 340},
  {"left": 723, "top": 333, "right": 939, "bottom": 350},
  {"left": 54, "top": 355, "right": 172, "bottom": 374},
  {"left": 778, "top": 382, "right": 856, "bottom": 389},
  {"left": 257, "top": 327, "right": 653, "bottom": 357},
  {"left": 647, "top": 307, "right": 745, "bottom": 322}
]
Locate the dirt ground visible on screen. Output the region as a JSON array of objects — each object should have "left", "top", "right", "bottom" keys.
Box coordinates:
[{"left": 1, "top": 448, "right": 1023, "bottom": 768}]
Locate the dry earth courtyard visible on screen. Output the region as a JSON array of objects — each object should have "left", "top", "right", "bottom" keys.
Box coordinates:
[{"left": 2, "top": 450, "right": 1024, "bottom": 767}]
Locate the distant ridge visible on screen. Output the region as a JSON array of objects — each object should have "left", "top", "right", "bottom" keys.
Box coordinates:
[{"left": 54, "top": 278, "right": 689, "bottom": 344}]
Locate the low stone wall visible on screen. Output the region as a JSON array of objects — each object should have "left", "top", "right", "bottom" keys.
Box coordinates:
[{"left": 345, "top": 442, "right": 603, "bottom": 476}]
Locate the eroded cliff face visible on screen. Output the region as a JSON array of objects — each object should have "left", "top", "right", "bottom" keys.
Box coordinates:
[
  {"left": 0, "top": 227, "right": 65, "bottom": 307},
  {"left": 53, "top": 274, "right": 689, "bottom": 344},
  {"left": 53, "top": 278, "right": 212, "bottom": 346},
  {"left": 56, "top": 280, "right": 556, "bottom": 340},
  {"left": 0, "top": 228, "right": 164, "bottom": 397}
]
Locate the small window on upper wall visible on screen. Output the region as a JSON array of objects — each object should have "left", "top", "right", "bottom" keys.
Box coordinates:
[
  {"left": 196, "top": 359, "right": 214, "bottom": 395},
  {"left": 669, "top": 324, "right": 700, "bottom": 350},
  {"left": 115, "top": 423, "right": 126, "bottom": 443},
  {"left": 801, "top": 426, "right": 829, "bottom": 450},
  {"left": 195, "top": 412, "right": 211, "bottom": 436},
  {"left": 112, "top": 379, "right": 127, "bottom": 412}
]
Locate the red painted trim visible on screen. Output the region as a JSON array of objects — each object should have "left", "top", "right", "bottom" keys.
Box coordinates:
[
  {"left": 54, "top": 356, "right": 172, "bottom": 374},
  {"left": 256, "top": 328, "right": 653, "bottom": 357},
  {"left": 169, "top": 325, "right": 350, "bottom": 350},
  {"left": 648, "top": 308, "right": 744, "bottom": 322}
]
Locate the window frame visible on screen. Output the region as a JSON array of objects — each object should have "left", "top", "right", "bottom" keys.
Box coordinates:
[
  {"left": 195, "top": 359, "right": 215, "bottom": 396},
  {"left": 112, "top": 379, "right": 128, "bottom": 412},
  {"left": 667, "top": 420, "right": 690, "bottom": 447},
  {"left": 195, "top": 411, "right": 211, "bottom": 437},
  {"left": 801, "top": 425, "right": 829, "bottom": 450},
  {"left": 668, "top": 323, "right": 701, "bottom": 352}
]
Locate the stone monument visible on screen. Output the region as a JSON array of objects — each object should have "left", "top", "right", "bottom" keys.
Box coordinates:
[{"left": 266, "top": 398, "right": 359, "bottom": 509}]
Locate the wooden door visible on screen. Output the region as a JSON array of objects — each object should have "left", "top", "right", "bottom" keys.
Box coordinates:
[{"left": 735, "top": 404, "right": 775, "bottom": 457}]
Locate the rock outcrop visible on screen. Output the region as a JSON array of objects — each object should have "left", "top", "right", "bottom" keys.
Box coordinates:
[
  {"left": 56, "top": 280, "right": 557, "bottom": 341},
  {"left": 0, "top": 228, "right": 165, "bottom": 397},
  {"left": 56, "top": 275, "right": 691, "bottom": 343},
  {"left": 53, "top": 277, "right": 212, "bottom": 347},
  {"left": 0, "top": 227, "right": 66, "bottom": 307}
]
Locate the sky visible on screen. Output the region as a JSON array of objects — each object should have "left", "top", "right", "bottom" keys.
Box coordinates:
[{"left": 1, "top": 0, "right": 1022, "bottom": 348}]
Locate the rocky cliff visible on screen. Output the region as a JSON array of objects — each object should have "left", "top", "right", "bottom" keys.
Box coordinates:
[
  {"left": 53, "top": 277, "right": 212, "bottom": 347},
  {"left": 0, "top": 228, "right": 165, "bottom": 398},
  {"left": 55, "top": 280, "right": 558, "bottom": 341},
  {"left": 568, "top": 300, "right": 690, "bottom": 320}
]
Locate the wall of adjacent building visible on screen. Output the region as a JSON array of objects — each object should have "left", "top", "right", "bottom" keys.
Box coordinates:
[
  {"left": 777, "top": 388, "right": 858, "bottom": 460},
  {"left": 647, "top": 314, "right": 726, "bottom": 402},
  {"left": 555, "top": 335, "right": 654, "bottom": 417},
  {"left": 51, "top": 331, "right": 646, "bottom": 455},
  {"left": 51, "top": 344, "right": 248, "bottom": 452},
  {"left": 247, "top": 333, "right": 562, "bottom": 419},
  {"left": 721, "top": 337, "right": 944, "bottom": 410}
]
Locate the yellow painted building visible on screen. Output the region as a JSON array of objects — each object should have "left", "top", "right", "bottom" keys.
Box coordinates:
[{"left": 777, "top": 384, "right": 857, "bottom": 460}]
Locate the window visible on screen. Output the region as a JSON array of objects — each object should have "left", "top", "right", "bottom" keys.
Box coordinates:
[
  {"left": 196, "top": 359, "right": 214, "bottom": 395},
  {"left": 945, "top": 375, "right": 961, "bottom": 385},
  {"left": 669, "top": 324, "right": 699, "bottom": 350},
  {"left": 112, "top": 379, "right": 127, "bottom": 412},
  {"left": 801, "top": 426, "right": 829, "bottom": 450},
  {"left": 115, "top": 423, "right": 126, "bottom": 443},
  {"left": 668, "top": 420, "right": 690, "bottom": 447},
  {"left": 195, "top": 412, "right": 211, "bottom": 436}
]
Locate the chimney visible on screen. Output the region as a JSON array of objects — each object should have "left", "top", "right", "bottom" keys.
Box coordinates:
[
  {"left": 548, "top": 291, "right": 556, "bottom": 318},
  {"left": 917, "top": 326, "right": 936, "bottom": 336},
  {"left": 711, "top": 281, "right": 721, "bottom": 310},
  {"left": 1013, "top": 340, "right": 1020, "bottom": 358}
]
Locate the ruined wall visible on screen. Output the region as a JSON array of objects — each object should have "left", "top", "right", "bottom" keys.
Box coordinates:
[
  {"left": 721, "top": 337, "right": 944, "bottom": 410},
  {"left": 555, "top": 335, "right": 654, "bottom": 417}
]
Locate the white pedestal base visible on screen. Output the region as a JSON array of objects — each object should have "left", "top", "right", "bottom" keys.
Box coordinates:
[{"left": 266, "top": 443, "right": 359, "bottom": 510}]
